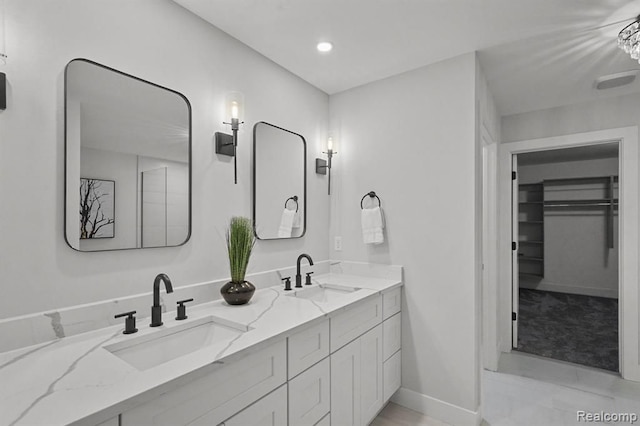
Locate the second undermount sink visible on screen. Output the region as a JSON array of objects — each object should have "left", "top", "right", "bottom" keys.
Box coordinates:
[
  {"left": 104, "top": 315, "right": 250, "bottom": 371},
  {"left": 287, "top": 283, "right": 361, "bottom": 303}
]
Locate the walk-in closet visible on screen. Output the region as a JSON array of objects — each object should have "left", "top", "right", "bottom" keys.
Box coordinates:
[{"left": 515, "top": 143, "right": 619, "bottom": 372}]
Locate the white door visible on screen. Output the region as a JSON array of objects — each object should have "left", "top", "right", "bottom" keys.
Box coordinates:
[
  {"left": 331, "top": 338, "right": 361, "bottom": 426},
  {"left": 511, "top": 155, "right": 519, "bottom": 348}
]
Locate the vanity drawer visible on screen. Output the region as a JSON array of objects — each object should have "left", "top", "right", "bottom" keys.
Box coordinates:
[
  {"left": 288, "top": 319, "right": 330, "bottom": 379},
  {"left": 382, "top": 287, "right": 402, "bottom": 320},
  {"left": 221, "top": 384, "right": 287, "bottom": 426},
  {"left": 383, "top": 350, "right": 402, "bottom": 402},
  {"left": 382, "top": 312, "right": 401, "bottom": 361},
  {"left": 330, "top": 295, "right": 382, "bottom": 352},
  {"left": 288, "top": 357, "right": 330, "bottom": 426},
  {"left": 315, "top": 413, "right": 331, "bottom": 426},
  {"left": 121, "top": 339, "right": 286, "bottom": 426},
  {"left": 95, "top": 417, "right": 119, "bottom": 426}
]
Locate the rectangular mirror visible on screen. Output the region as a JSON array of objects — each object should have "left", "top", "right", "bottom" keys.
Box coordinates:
[
  {"left": 253, "top": 121, "right": 306, "bottom": 240},
  {"left": 65, "top": 59, "right": 191, "bottom": 251}
]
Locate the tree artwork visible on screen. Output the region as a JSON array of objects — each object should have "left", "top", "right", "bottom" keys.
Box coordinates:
[{"left": 80, "top": 178, "right": 115, "bottom": 239}]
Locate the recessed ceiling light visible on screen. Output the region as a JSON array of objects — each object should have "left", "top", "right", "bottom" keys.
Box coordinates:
[{"left": 317, "top": 42, "right": 333, "bottom": 53}]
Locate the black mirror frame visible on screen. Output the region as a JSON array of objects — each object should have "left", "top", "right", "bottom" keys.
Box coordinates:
[
  {"left": 252, "top": 121, "right": 307, "bottom": 240},
  {"left": 63, "top": 58, "right": 192, "bottom": 252}
]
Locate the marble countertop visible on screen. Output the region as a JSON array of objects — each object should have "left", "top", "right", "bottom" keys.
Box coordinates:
[{"left": 0, "top": 272, "right": 401, "bottom": 426}]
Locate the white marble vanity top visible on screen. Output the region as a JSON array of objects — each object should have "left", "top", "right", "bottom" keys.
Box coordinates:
[{"left": 0, "top": 271, "right": 401, "bottom": 426}]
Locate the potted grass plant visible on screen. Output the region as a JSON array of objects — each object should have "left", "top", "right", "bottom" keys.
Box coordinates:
[{"left": 220, "top": 216, "right": 256, "bottom": 305}]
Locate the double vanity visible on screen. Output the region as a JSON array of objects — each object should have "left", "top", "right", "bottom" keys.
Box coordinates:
[{"left": 0, "top": 266, "right": 402, "bottom": 426}]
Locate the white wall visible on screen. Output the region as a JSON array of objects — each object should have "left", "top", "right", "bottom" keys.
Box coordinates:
[
  {"left": 518, "top": 158, "right": 619, "bottom": 297},
  {"left": 0, "top": 0, "right": 329, "bottom": 318},
  {"left": 329, "top": 53, "right": 481, "bottom": 421},
  {"left": 502, "top": 92, "right": 640, "bottom": 143}
]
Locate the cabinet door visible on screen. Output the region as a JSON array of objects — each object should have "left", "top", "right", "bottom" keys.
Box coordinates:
[
  {"left": 288, "top": 319, "right": 330, "bottom": 379},
  {"left": 330, "top": 338, "right": 361, "bottom": 426},
  {"left": 360, "top": 324, "right": 383, "bottom": 425},
  {"left": 383, "top": 350, "right": 401, "bottom": 402},
  {"left": 382, "top": 312, "right": 401, "bottom": 361},
  {"left": 222, "top": 385, "right": 287, "bottom": 426},
  {"left": 289, "top": 358, "right": 330, "bottom": 425}
]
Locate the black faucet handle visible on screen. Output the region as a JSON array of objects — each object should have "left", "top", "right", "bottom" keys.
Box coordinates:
[
  {"left": 305, "top": 272, "right": 314, "bottom": 285},
  {"left": 114, "top": 311, "right": 138, "bottom": 334},
  {"left": 281, "top": 277, "right": 292, "bottom": 291},
  {"left": 175, "top": 298, "right": 194, "bottom": 321}
]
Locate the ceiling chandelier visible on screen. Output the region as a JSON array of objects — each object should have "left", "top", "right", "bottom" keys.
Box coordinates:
[{"left": 618, "top": 15, "right": 640, "bottom": 62}]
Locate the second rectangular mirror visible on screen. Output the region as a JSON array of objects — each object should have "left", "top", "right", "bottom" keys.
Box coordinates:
[{"left": 253, "top": 122, "right": 306, "bottom": 240}]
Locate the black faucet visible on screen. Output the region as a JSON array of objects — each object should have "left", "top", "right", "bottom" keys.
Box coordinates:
[
  {"left": 295, "top": 254, "right": 314, "bottom": 288},
  {"left": 151, "top": 273, "right": 173, "bottom": 327}
]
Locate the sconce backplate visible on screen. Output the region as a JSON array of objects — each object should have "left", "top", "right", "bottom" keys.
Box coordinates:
[{"left": 215, "top": 132, "right": 235, "bottom": 156}]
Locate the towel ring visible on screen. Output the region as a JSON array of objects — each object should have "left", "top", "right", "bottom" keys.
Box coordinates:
[
  {"left": 360, "top": 191, "right": 381, "bottom": 209},
  {"left": 285, "top": 195, "right": 299, "bottom": 212}
]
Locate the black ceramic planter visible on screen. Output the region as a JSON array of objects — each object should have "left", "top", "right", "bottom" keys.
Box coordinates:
[{"left": 220, "top": 280, "right": 255, "bottom": 305}]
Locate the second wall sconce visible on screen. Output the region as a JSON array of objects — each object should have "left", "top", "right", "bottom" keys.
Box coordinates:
[
  {"left": 1, "top": 0, "right": 7, "bottom": 110},
  {"left": 316, "top": 136, "right": 337, "bottom": 195},
  {"left": 215, "top": 92, "right": 244, "bottom": 184}
]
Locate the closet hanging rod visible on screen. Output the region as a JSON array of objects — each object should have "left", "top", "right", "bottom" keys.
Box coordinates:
[{"left": 544, "top": 203, "right": 617, "bottom": 207}]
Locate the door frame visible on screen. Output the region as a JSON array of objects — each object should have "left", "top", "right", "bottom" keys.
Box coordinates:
[{"left": 495, "top": 126, "right": 639, "bottom": 381}]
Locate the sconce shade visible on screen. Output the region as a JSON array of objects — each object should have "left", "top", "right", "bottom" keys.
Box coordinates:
[{"left": 225, "top": 92, "right": 244, "bottom": 122}]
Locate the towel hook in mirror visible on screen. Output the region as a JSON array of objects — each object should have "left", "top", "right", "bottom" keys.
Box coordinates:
[{"left": 285, "top": 195, "right": 299, "bottom": 212}]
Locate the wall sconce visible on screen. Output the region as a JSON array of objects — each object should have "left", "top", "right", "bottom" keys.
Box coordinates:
[
  {"left": 215, "top": 93, "right": 244, "bottom": 184},
  {"left": 0, "top": 0, "right": 7, "bottom": 110},
  {"left": 316, "top": 137, "right": 337, "bottom": 195}
]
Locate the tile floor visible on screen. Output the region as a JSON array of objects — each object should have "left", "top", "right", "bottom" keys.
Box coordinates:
[
  {"left": 371, "top": 402, "right": 449, "bottom": 426},
  {"left": 375, "top": 352, "right": 640, "bottom": 426},
  {"left": 483, "top": 352, "right": 640, "bottom": 425}
]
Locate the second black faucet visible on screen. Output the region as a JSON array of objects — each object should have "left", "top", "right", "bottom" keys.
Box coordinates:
[{"left": 295, "top": 254, "right": 314, "bottom": 288}]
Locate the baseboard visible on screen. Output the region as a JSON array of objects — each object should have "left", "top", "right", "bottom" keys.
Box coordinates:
[
  {"left": 391, "top": 387, "right": 481, "bottom": 426},
  {"left": 519, "top": 280, "right": 618, "bottom": 299}
]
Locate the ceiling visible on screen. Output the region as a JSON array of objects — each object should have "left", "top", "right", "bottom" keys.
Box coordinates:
[{"left": 173, "top": 0, "right": 640, "bottom": 115}]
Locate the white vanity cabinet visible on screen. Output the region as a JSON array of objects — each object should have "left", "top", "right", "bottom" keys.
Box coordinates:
[
  {"left": 115, "top": 286, "right": 401, "bottom": 426},
  {"left": 121, "top": 339, "right": 287, "bottom": 426}
]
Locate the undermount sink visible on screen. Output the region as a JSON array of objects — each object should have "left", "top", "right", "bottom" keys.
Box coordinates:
[
  {"left": 104, "top": 315, "right": 250, "bottom": 371},
  {"left": 286, "top": 283, "right": 361, "bottom": 303}
]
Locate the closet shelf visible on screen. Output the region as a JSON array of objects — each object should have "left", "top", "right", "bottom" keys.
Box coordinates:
[
  {"left": 518, "top": 256, "right": 544, "bottom": 262},
  {"left": 519, "top": 240, "right": 543, "bottom": 244},
  {"left": 519, "top": 221, "right": 543, "bottom": 224}
]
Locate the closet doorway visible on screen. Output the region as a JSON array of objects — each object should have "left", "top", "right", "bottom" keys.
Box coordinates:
[{"left": 512, "top": 143, "right": 619, "bottom": 372}]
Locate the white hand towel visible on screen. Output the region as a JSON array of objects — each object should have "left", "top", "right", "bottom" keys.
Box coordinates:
[
  {"left": 361, "top": 206, "right": 384, "bottom": 244},
  {"left": 292, "top": 210, "right": 302, "bottom": 229},
  {"left": 278, "top": 208, "right": 296, "bottom": 238}
]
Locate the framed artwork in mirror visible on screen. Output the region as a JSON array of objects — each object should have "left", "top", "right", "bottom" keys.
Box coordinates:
[{"left": 79, "top": 178, "right": 115, "bottom": 239}]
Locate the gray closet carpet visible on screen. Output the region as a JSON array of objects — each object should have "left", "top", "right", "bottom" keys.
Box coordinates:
[{"left": 517, "top": 288, "right": 618, "bottom": 372}]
